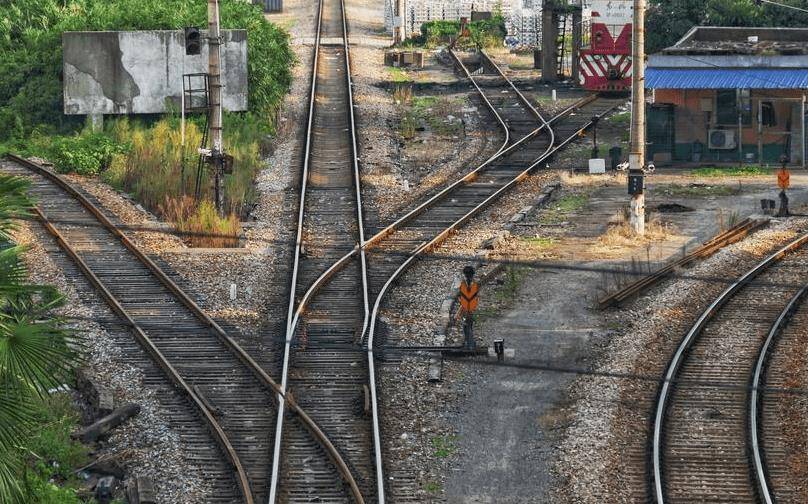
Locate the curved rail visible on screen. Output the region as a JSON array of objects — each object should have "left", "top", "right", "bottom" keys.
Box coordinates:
[
  {"left": 749, "top": 285, "right": 808, "bottom": 504},
  {"left": 270, "top": 0, "right": 368, "bottom": 499},
  {"left": 30, "top": 205, "right": 256, "bottom": 503},
  {"left": 276, "top": 47, "right": 603, "bottom": 500},
  {"left": 290, "top": 50, "right": 586, "bottom": 332},
  {"left": 6, "top": 154, "right": 363, "bottom": 504},
  {"left": 651, "top": 231, "right": 808, "bottom": 503}
]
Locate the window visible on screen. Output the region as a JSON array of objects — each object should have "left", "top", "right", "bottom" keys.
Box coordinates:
[{"left": 716, "top": 90, "right": 752, "bottom": 126}]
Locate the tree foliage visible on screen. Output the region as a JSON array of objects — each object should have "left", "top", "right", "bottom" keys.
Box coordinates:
[
  {"left": 647, "top": 0, "right": 808, "bottom": 53},
  {"left": 0, "top": 175, "right": 80, "bottom": 502},
  {"left": 0, "top": 0, "right": 294, "bottom": 139}
]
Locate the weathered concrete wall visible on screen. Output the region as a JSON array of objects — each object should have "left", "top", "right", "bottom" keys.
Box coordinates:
[{"left": 63, "top": 30, "right": 248, "bottom": 115}]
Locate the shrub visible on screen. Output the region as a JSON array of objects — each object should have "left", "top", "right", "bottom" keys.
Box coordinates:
[
  {"left": 48, "top": 133, "right": 129, "bottom": 175},
  {"left": 0, "top": 0, "right": 294, "bottom": 138},
  {"left": 415, "top": 16, "right": 506, "bottom": 48},
  {"left": 161, "top": 196, "right": 240, "bottom": 248}
]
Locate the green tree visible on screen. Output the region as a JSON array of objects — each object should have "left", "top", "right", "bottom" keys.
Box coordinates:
[
  {"left": 647, "top": 0, "right": 808, "bottom": 53},
  {"left": 0, "top": 175, "right": 79, "bottom": 502},
  {"left": 0, "top": 0, "right": 294, "bottom": 139}
]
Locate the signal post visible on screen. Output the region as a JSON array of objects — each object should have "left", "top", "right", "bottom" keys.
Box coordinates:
[{"left": 629, "top": 0, "right": 646, "bottom": 235}]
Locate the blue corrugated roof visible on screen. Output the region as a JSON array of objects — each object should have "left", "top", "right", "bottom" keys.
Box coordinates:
[{"left": 646, "top": 68, "right": 808, "bottom": 89}]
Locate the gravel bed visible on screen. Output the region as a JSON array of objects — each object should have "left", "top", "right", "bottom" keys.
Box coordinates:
[
  {"left": 553, "top": 218, "right": 808, "bottom": 503},
  {"left": 14, "top": 221, "right": 211, "bottom": 503},
  {"left": 376, "top": 166, "right": 561, "bottom": 498},
  {"left": 347, "top": 3, "right": 501, "bottom": 226}
]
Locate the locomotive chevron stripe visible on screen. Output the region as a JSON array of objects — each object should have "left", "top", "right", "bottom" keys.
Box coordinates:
[{"left": 580, "top": 54, "right": 632, "bottom": 78}]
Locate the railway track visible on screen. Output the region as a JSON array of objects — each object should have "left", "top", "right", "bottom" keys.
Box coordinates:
[
  {"left": 751, "top": 284, "right": 808, "bottom": 504},
  {"left": 6, "top": 23, "right": 622, "bottom": 504},
  {"left": 2, "top": 154, "right": 361, "bottom": 503},
  {"left": 651, "top": 231, "right": 808, "bottom": 503},
  {"left": 271, "top": 0, "right": 373, "bottom": 500},
  {"left": 281, "top": 39, "right": 623, "bottom": 500}
]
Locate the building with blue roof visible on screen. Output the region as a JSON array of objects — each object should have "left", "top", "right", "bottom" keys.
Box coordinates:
[{"left": 645, "top": 26, "right": 807, "bottom": 167}]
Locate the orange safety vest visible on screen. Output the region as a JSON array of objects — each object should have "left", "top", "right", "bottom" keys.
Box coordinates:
[
  {"left": 778, "top": 168, "right": 790, "bottom": 190},
  {"left": 459, "top": 280, "right": 479, "bottom": 314}
]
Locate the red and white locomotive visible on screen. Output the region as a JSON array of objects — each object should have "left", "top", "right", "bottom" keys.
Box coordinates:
[{"left": 579, "top": 0, "right": 633, "bottom": 92}]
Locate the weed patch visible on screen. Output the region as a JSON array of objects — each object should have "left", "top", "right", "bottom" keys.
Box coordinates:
[
  {"left": 431, "top": 435, "right": 457, "bottom": 458},
  {"left": 11, "top": 394, "right": 90, "bottom": 503},
  {"left": 539, "top": 192, "right": 590, "bottom": 224},
  {"left": 691, "top": 165, "right": 771, "bottom": 177},
  {"left": 523, "top": 236, "right": 556, "bottom": 249},
  {"left": 424, "top": 481, "right": 442, "bottom": 494},
  {"left": 396, "top": 94, "right": 465, "bottom": 140},
  {"left": 387, "top": 67, "right": 411, "bottom": 83}
]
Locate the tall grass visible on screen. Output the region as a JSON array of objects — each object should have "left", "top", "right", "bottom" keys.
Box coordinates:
[{"left": 102, "top": 117, "right": 262, "bottom": 247}]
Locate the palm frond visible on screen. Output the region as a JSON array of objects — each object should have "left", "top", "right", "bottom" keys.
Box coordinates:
[
  {"left": 0, "top": 175, "right": 33, "bottom": 241},
  {"left": 0, "top": 457, "right": 24, "bottom": 504},
  {"left": 0, "top": 306, "right": 80, "bottom": 398},
  {"left": 0, "top": 247, "right": 31, "bottom": 304},
  {"left": 0, "top": 389, "right": 33, "bottom": 504}
]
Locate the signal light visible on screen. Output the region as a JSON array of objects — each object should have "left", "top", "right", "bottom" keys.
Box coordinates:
[{"left": 184, "top": 27, "right": 201, "bottom": 56}]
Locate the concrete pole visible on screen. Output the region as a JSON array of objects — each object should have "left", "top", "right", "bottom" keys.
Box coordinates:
[
  {"left": 394, "top": 0, "right": 404, "bottom": 44},
  {"left": 571, "top": 0, "right": 582, "bottom": 84},
  {"left": 629, "top": 0, "right": 645, "bottom": 235},
  {"left": 208, "top": 0, "right": 224, "bottom": 214},
  {"left": 541, "top": 0, "right": 558, "bottom": 82}
]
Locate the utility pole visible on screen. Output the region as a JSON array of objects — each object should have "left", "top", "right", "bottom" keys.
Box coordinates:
[
  {"left": 541, "top": 0, "right": 559, "bottom": 82},
  {"left": 571, "top": 0, "right": 582, "bottom": 84},
  {"left": 629, "top": 0, "right": 645, "bottom": 235},
  {"left": 208, "top": 0, "right": 225, "bottom": 215},
  {"left": 394, "top": 0, "right": 404, "bottom": 44}
]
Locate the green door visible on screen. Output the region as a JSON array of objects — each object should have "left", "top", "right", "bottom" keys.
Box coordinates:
[{"left": 647, "top": 104, "right": 675, "bottom": 162}]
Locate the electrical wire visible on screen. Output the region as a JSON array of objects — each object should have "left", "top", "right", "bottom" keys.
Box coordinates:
[
  {"left": 758, "top": 0, "right": 808, "bottom": 15},
  {"left": 58, "top": 309, "right": 808, "bottom": 399}
]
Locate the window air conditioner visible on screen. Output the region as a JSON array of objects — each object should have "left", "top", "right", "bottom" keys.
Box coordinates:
[{"left": 708, "top": 129, "right": 737, "bottom": 150}]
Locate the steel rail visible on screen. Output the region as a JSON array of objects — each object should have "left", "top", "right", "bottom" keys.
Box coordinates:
[
  {"left": 341, "top": 0, "right": 378, "bottom": 496},
  {"left": 277, "top": 40, "right": 519, "bottom": 503},
  {"left": 30, "top": 205, "right": 256, "bottom": 504},
  {"left": 749, "top": 285, "right": 808, "bottom": 504},
  {"left": 277, "top": 47, "right": 601, "bottom": 500},
  {"left": 651, "top": 231, "right": 808, "bottom": 504},
  {"left": 597, "top": 218, "right": 769, "bottom": 309},
  {"left": 7, "top": 154, "right": 363, "bottom": 504},
  {"left": 270, "top": 0, "right": 368, "bottom": 499},
  {"left": 268, "top": 0, "right": 324, "bottom": 496},
  {"left": 478, "top": 49, "right": 545, "bottom": 122},
  {"left": 289, "top": 55, "right": 593, "bottom": 334}
]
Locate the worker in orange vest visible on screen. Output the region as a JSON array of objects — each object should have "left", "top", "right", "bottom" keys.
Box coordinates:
[
  {"left": 458, "top": 266, "right": 479, "bottom": 350},
  {"left": 777, "top": 154, "right": 790, "bottom": 217}
]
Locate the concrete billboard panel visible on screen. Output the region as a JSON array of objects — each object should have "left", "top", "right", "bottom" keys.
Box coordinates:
[{"left": 63, "top": 30, "right": 248, "bottom": 115}]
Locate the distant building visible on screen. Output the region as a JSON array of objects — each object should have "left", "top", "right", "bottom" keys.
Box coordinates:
[
  {"left": 385, "top": 0, "right": 503, "bottom": 39},
  {"left": 508, "top": 1, "right": 542, "bottom": 47},
  {"left": 646, "top": 27, "right": 808, "bottom": 167}
]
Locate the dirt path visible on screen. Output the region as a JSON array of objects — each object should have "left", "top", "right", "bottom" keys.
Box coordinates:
[{"left": 442, "top": 170, "right": 808, "bottom": 502}]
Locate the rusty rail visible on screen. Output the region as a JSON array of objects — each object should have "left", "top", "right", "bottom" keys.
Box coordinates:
[
  {"left": 598, "top": 218, "right": 769, "bottom": 309},
  {"left": 8, "top": 154, "right": 362, "bottom": 504}
]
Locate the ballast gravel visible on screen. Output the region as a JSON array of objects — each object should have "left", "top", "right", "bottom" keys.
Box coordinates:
[
  {"left": 14, "top": 222, "right": 211, "bottom": 503},
  {"left": 553, "top": 218, "right": 808, "bottom": 503}
]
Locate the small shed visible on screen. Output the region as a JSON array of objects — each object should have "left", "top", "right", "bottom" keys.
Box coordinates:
[{"left": 645, "top": 27, "right": 808, "bottom": 167}]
